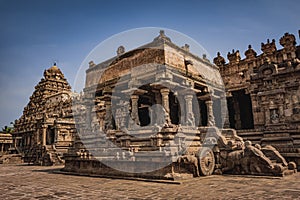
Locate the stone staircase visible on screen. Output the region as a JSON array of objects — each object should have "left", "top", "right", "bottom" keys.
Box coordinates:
[
  {"left": 261, "top": 145, "right": 297, "bottom": 176},
  {"left": 22, "top": 144, "right": 64, "bottom": 166},
  {"left": 44, "top": 145, "right": 64, "bottom": 166}
]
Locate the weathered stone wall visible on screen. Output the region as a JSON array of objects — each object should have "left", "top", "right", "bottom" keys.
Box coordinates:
[
  {"left": 214, "top": 32, "right": 300, "bottom": 166},
  {"left": 85, "top": 48, "right": 165, "bottom": 89}
]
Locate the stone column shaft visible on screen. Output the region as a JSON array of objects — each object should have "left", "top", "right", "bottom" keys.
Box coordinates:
[
  {"left": 154, "top": 91, "right": 162, "bottom": 104},
  {"left": 160, "top": 88, "right": 171, "bottom": 124},
  {"left": 278, "top": 104, "right": 284, "bottom": 122},
  {"left": 131, "top": 95, "right": 140, "bottom": 125},
  {"left": 160, "top": 88, "right": 170, "bottom": 114},
  {"left": 220, "top": 95, "right": 230, "bottom": 128},
  {"left": 265, "top": 108, "right": 270, "bottom": 125},
  {"left": 42, "top": 126, "right": 47, "bottom": 146},
  {"left": 105, "top": 101, "right": 113, "bottom": 129},
  {"left": 36, "top": 131, "right": 39, "bottom": 144},
  {"left": 184, "top": 94, "right": 195, "bottom": 126},
  {"left": 206, "top": 100, "right": 215, "bottom": 126}
]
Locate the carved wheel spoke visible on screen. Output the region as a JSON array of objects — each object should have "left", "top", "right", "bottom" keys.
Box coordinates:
[{"left": 198, "top": 147, "right": 215, "bottom": 176}]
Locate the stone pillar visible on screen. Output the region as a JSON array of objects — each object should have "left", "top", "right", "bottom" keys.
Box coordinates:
[
  {"left": 184, "top": 94, "right": 195, "bottom": 126},
  {"left": 105, "top": 100, "right": 113, "bottom": 130},
  {"left": 265, "top": 108, "right": 270, "bottom": 125},
  {"left": 131, "top": 95, "right": 140, "bottom": 125},
  {"left": 205, "top": 100, "right": 215, "bottom": 126},
  {"left": 250, "top": 93, "right": 259, "bottom": 128},
  {"left": 278, "top": 104, "right": 284, "bottom": 122},
  {"left": 160, "top": 88, "right": 170, "bottom": 114},
  {"left": 160, "top": 88, "right": 171, "bottom": 123},
  {"left": 233, "top": 99, "right": 241, "bottom": 129},
  {"left": 42, "top": 126, "right": 47, "bottom": 146},
  {"left": 99, "top": 113, "right": 105, "bottom": 131},
  {"left": 220, "top": 94, "right": 230, "bottom": 128},
  {"left": 152, "top": 90, "right": 162, "bottom": 125},
  {"left": 36, "top": 130, "right": 40, "bottom": 144},
  {"left": 154, "top": 90, "right": 162, "bottom": 104}
]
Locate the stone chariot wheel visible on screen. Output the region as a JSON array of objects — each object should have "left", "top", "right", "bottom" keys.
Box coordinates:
[{"left": 198, "top": 147, "right": 215, "bottom": 176}]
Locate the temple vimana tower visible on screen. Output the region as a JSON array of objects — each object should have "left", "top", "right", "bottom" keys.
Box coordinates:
[
  {"left": 7, "top": 30, "right": 299, "bottom": 178},
  {"left": 12, "top": 64, "right": 76, "bottom": 165}
]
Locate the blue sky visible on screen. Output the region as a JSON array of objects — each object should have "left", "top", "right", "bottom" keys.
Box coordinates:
[{"left": 0, "top": 0, "right": 299, "bottom": 127}]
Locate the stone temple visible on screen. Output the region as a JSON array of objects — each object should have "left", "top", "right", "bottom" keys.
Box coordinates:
[
  {"left": 214, "top": 32, "right": 300, "bottom": 168},
  {"left": 4, "top": 30, "right": 299, "bottom": 179},
  {"left": 62, "top": 31, "right": 297, "bottom": 179},
  {"left": 12, "top": 64, "right": 76, "bottom": 165}
]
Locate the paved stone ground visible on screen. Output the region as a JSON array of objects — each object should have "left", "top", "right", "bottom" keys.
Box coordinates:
[{"left": 0, "top": 165, "right": 299, "bottom": 200}]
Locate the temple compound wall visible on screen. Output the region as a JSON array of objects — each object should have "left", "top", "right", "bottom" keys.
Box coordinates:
[
  {"left": 213, "top": 31, "right": 300, "bottom": 167},
  {"left": 12, "top": 65, "right": 76, "bottom": 165}
]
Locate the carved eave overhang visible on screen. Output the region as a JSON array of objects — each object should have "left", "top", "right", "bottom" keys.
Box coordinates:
[{"left": 257, "top": 88, "right": 285, "bottom": 96}]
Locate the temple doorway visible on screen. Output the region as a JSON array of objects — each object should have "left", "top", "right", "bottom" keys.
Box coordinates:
[
  {"left": 46, "top": 126, "right": 55, "bottom": 145},
  {"left": 138, "top": 107, "right": 150, "bottom": 126},
  {"left": 199, "top": 100, "right": 208, "bottom": 126},
  {"left": 138, "top": 96, "right": 151, "bottom": 127},
  {"left": 213, "top": 98, "right": 222, "bottom": 128},
  {"left": 227, "top": 89, "right": 254, "bottom": 129}
]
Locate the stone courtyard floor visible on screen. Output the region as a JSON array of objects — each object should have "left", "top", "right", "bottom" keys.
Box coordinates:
[{"left": 0, "top": 164, "right": 299, "bottom": 200}]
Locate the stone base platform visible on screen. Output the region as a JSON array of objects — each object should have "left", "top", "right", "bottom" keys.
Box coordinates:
[
  {"left": 0, "top": 154, "right": 23, "bottom": 164},
  {"left": 63, "top": 158, "right": 197, "bottom": 181}
]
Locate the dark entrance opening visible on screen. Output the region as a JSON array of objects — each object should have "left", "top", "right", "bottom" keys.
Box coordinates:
[
  {"left": 227, "top": 97, "right": 236, "bottom": 128},
  {"left": 213, "top": 98, "right": 222, "bottom": 128},
  {"left": 46, "top": 126, "right": 55, "bottom": 145},
  {"left": 169, "top": 93, "right": 180, "bottom": 125},
  {"left": 228, "top": 90, "right": 254, "bottom": 130},
  {"left": 138, "top": 107, "right": 150, "bottom": 126},
  {"left": 138, "top": 96, "right": 151, "bottom": 126}
]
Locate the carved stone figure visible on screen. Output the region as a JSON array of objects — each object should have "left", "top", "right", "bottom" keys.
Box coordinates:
[
  {"left": 177, "top": 155, "right": 200, "bottom": 177},
  {"left": 221, "top": 150, "right": 249, "bottom": 174}
]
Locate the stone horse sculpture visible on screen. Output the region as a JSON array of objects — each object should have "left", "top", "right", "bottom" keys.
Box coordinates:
[
  {"left": 220, "top": 140, "right": 285, "bottom": 175},
  {"left": 177, "top": 155, "right": 200, "bottom": 177}
]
